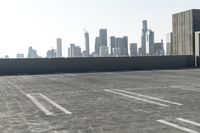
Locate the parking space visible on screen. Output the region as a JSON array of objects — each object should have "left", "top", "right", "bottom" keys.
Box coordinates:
[{"left": 0, "top": 69, "right": 200, "bottom": 132}]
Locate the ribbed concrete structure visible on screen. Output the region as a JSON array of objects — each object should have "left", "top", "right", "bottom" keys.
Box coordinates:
[{"left": 172, "top": 9, "right": 200, "bottom": 55}]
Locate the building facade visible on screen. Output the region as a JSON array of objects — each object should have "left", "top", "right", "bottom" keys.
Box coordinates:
[{"left": 172, "top": 9, "right": 200, "bottom": 55}]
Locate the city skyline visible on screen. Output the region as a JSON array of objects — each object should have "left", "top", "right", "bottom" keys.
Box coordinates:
[{"left": 0, "top": 0, "right": 199, "bottom": 57}]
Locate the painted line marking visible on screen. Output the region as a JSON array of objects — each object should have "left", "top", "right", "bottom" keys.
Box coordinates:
[
  {"left": 157, "top": 120, "right": 200, "bottom": 133},
  {"left": 104, "top": 89, "right": 169, "bottom": 107},
  {"left": 114, "top": 89, "right": 182, "bottom": 106},
  {"left": 177, "top": 118, "right": 200, "bottom": 127},
  {"left": 171, "top": 86, "right": 200, "bottom": 92},
  {"left": 26, "top": 94, "right": 53, "bottom": 116},
  {"left": 39, "top": 93, "right": 72, "bottom": 115}
]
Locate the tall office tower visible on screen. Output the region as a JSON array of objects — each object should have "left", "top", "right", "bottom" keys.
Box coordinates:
[
  {"left": 95, "top": 37, "right": 101, "bottom": 56},
  {"left": 115, "top": 37, "right": 123, "bottom": 56},
  {"left": 99, "top": 29, "right": 107, "bottom": 47},
  {"left": 130, "top": 43, "right": 138, "bottom": 57},
  {"left": 122, "top": 36, "right": 129, "bottom": 56},
  {"left": 141, "top": 20, "right": 148, "bottom": 55},
  {"left": 46, "top": 49, "right": 56, "bottom": 58},
  {"left": 115, "top": 37, "right": 129, "bottom": 56},
  {"left": 16, "top": 53, "right": 24, "bottom": 58},
  {"left": 166, "top": 32, "right": 173, "bottom": 55},
  {"left": 99, "top": 46, "right": 109, "bottom": 57},
  {"left": 154, "top": 40, "right": 165, "bottom": 56},
  {"left": 56, "top": 38, "right": 62, "bottom": 58},
  {"left": 68, "top": 44, "right": 76, "bottom": 57},
  {"left": 84, "top": 31, "right": 90, "bottom": 56},
  {"left": 110, "top": 36, "right": 116, "bottom": 55},
  {"left": 172, "top": 9, "right": 200, "bottom": 55},
  {"left": 146, "top": 30, "right": 154, "bottom": 55},
  {"left": 27, "top": 47, "right": 38, "bottom": 58}
]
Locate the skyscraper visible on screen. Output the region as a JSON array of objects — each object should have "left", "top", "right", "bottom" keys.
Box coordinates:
[
  {"left": 84, "top": 31, "right": 90, "bottom": 56},
  {"left": 115, "top": 37, "right": 129, "bottom": 56},
  {"left": 172, "top": 9, "right": 200, "bottom": 55},
  {"left": 115, "top": 37, "right": 123, "bottom": 56},
  {"left": 122, "top": 36, "right": 128, "bottom": 56},
  {"left": 95, "top": 37, "right": 101, "bottom": 55},
  {"left": 110, "top": 36, "right": 116, "bottom": 55},
  {"left": 130, "top": 43, "right": 138, "bottom": 57},
  {"left": 141, "top": 20, "right": 148, "bottom": 55},
  {"left": 166, "top": 32, "right": 173, "bottom": 55},
  {"left": 146, "top": 30, "right": 154, "bottom": 56},
  {"left": 99, "top": 29, "right": 107, "bottom": 47},
  {"left": 56, "top": 38, "right": 62, "bottom": 58}
]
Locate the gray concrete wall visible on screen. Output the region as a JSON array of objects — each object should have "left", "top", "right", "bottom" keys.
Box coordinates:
[{"left": 0, "top": 55, "right": 195, "bottom": 75}]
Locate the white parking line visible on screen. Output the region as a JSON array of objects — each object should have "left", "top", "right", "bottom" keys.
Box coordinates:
[
  {"left": 177, "top": 118, "right": 200, "bottom": 127},
  {"left": 39, "top": 93, "right": 72, "bottom": 115},
  {"left": 171, "top": 86, "right": 200, "bottom": 92},
  {"left": 104, "top": 89, "right": 169, "bottom": 107},
  {"left": 114, "top": 89, "right": 182, "bottom": 106},
  {"left": 26, "top": 94, "right": 53, "bottom": 116},
  {"left": 157, "top": 120, "right": 200, "bottom": 133}
]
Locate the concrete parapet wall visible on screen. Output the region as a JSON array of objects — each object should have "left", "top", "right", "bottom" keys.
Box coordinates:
[{"left": 0, "top": 55, "right": 195, "bottom": 75}]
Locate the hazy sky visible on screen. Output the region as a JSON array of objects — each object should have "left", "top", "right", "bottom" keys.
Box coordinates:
[{"left": 0, "top": 0, "right": 199, "bottom": 58}]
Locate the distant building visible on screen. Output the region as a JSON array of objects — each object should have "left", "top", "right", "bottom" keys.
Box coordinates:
[
  {"left": 112, "top": 48, "right": 121, "bottom": 57},
  {"left": 110, "top": 36, "right": 116, "bottom": 55},
  {"left": 56, "top": 38, "right": 62, "bottom": 58},
  {"left": 166, "top": 32, "right": 173, "bottom": 55},
  {"left": 115, "top": 37, "right": 129, "bottom": 56},
  {"left": 172, "top": 9, "right": 200, "bottom": 55},
  {"left": 130, "top": 43, "right": 137, "bottom": 57},
  {"left": 68, "top": 44, "right": 82, "bottom": 57},
  {"left": 122, "top": 36, "right": 129, "bottom": 56},
  {"left": 99, "top": 29, "right": 107, "bottom": 47},
  {"left": 46, "top": 49, "right": 56, "bottom": 58},
  {"left": 84, "top": 31, "right": 90, "bottom": 56},
  {"left": 146, "top": 30, "right": 154, "bottom": 55},
  {"left": 138, "top": 48, "right": 143, "bottom": 56},
  {"left": 95, "top": 37, "right": 101, "bottom": 56},
  {"left": 115, "top": 37, "right": 123, "bottom": 56},
  {"left": 16, "top": 53, "right": 24, "bottom": 58},
  {"left": 99, "top": 46, "right": 109, "bottom": 57},
  {"left": 154, "top": 40, "right": 165, "bottom": 56},
  {"left": 4, "top": 55, "right": 9, "bottom": 59},
  {"left": 141, "top": 20, "right": 148, "bottom": 55},
  {"left": 27, "top": 47, "right": 38, "bottom": 58}
]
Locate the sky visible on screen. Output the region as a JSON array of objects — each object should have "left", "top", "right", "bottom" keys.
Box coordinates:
[{"left": 0, "top": 0, "right": 199, "bottom": 58}]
